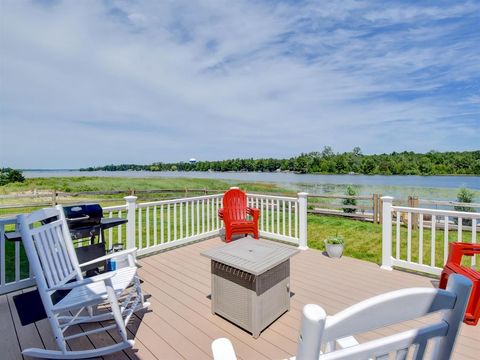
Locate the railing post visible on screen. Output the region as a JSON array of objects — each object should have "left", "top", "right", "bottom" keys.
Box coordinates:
[
  {"left": 298, "top": 192, "right": 308, "bottom": 250},
  {"left": 125, "top": 196, "right": 137, "bottom": 249},
  {"left": 381, "top": 196, "right": 393, "bottom": 270}
]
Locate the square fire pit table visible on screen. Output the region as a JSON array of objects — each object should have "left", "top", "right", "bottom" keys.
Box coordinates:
[{"left": 201, "top": 237, "right": 299, "bottom": 338}]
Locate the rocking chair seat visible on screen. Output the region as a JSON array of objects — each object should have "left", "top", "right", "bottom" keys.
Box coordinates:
[{"left": 53, "top": 266, "right": 137, "bottom": 312}]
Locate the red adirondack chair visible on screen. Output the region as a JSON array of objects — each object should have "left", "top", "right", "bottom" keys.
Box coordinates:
[
  {"left": 218, "top": 189, "right": 260, "bottom": 242},
  {"left": 439, "top": 242, "right": 480, "bottom": 325}
]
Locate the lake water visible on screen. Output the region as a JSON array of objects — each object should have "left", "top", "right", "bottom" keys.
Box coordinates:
[{"left": 22, "top": 170, "right": 479, "bottom": 200}]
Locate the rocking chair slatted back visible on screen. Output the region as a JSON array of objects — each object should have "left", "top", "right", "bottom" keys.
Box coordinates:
[
  {"left": 223, "top": 189, "right": 248, "bottom": 222},
  {"left": 30, "top": 220, "right": 78, "bottom": 289},
  {"left": 295, "top": 274, "right": 472, "bottom": 360},
  {"left": 18, "top": 208, "right": 81, "bottom": 295},
  {"left": 322, "top": 287, "right": 456, "bottom": 343}
]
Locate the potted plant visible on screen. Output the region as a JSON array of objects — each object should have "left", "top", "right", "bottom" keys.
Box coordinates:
[{"left": 324, "top": 233, "right": 345, "bottom": 258}]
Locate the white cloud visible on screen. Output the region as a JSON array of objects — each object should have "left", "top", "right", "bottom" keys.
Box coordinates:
[{"left": 0, "top": 0, "right": 479, "bottom": 168}]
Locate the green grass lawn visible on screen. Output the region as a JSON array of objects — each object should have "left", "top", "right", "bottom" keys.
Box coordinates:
[{"left": 0, "top": 176, "right": 293, "bottom": 195}]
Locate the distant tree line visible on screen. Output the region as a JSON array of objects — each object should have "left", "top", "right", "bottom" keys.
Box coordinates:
[{"left": 80, "top": 148, "right": 480, "bottom": 175}]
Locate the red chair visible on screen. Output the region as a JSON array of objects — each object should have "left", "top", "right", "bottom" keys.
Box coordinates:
[
  {"left": 218, "top": 189, "right": 260, "bottom": 243},
  {"left": 439, "top": 242, "right": 480, "bottom": 325}
]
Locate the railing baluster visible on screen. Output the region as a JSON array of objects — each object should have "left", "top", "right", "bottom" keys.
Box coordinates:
[
  {"left": 458, "top": 217, "right": 463, "bottom": 242},
  {"left": 419, "top": 214, "right": 423, "bottom": 265},
  {"left": 146, "top": 206, "right": 150, "bottom": 248},
  {"left": 431, "top": 215, "right": 436, "bottom": 268},
  {"left": 174, "top": 202, "right": 177, "bottom": 241},
  {"left": 160, "top": 204, "right": 164, "bottom": 244},
  {"left": 108, "top": 212, "right": 113, "bottom": 246},
  {"left": 186, "top": 201, "right": 189, "bottom": 237},
  {"left": 180, "top": 201, "right": 183, "bottom": 239},
  {"left": 472, "top": 219, "right": 477, "bottom": 267},
  {"left": 190, "top": 201, "right": 195, "bottom": 236},
  {"left": 396, "top": 211, "right": 400, "bottom": 259},
  {"left": 138, "top": 207, "right": 143, "bottom": 249},
  {"left": 265, "top": 199, "right": 269, "bottom": 232},
  {"left": 295, "top": 201, "right": 298, "bottom": 239},
  {"left": 154, "top": 206, "right": 157, "bottom": 246},
  {"left": 196, "top": 200, "right": 200, "bottom": 235},
  {"left": 444, "top": 216, "right": 449, "bottom": 264},
  {"left": 261, "top": 198, "right": 264, "bottom": 231},
  {"left": 407, "top": 212, "right": 412, "bottom": 262},
  {"left": 288, "top": 201, "right": 292, "bottom": 237},
  {"left": 277, "top": 199, "right": 280, "bottom": 234},
  {"left": 271, "top": 198, "right": 274, "bottom": 231},
  {"left": 118, "top": 210, "right": 122, "bottom": 246},
  {"left": 206, "top": 198, "right": 210, "bottom": 232},
  {"left": 202, "top": 199, "right": 205, "bottom": 233},
  {"left": 167, "top": 204, "right": 171, "bottom": 242},
  {"left": 282, "top": 200, "right": 286, "bottom": 235},
  {"left": 15, "top": 241, "right": 20, "bottom": 282},
  {"left": 216, "top": 197, "right": 220, "bottom": 229}
]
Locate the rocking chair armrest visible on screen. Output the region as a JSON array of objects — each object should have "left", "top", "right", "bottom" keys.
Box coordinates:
[
  {"left": 49, "top": 272, "right": 116, "bottom": 291},
  {"left": 79, "top": 248, "right": 138, "bottom": 268},
  {"left": 247, "top": 207, "right": 260, "bottom": 221},
  {"left": 218, "top": 208, "right": 224, "bottom": 220}
]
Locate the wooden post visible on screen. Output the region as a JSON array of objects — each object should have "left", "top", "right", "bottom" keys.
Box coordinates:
[
  {"left": 379, "top": 194, "right": 383, "bottom": 224},
  {"left": 408, "top": 196, "right": 419, "bottom": 229},
  {"left": 381, "top": 196, "right": 393, "bottom": 271},
  {"left": 52, "top": 189, "right": 57, "bottom": 206},
  {"left": 373, "top": 194, "right": 378, "bottom": 224}
]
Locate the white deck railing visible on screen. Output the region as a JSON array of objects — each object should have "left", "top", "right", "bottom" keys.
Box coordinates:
[
  {"left": 381, "top": 196, "right": 479, "bottom": 275},
  {"left": 0, "top": 217, "right": 36, "bottom": 294},
  {"left": 0, "top": 190, "right": 307, "bottom": 294},
  {"left": 247, "top": 192, "right": 307, "bottom": 247}
]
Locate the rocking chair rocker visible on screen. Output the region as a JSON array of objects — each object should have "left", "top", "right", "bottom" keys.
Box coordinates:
[{"left": 16, "top": 205, "right": 150, "bottom": 359}]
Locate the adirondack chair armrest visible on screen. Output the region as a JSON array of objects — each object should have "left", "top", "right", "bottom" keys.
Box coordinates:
[
  {"left": 79, "top": 248, "right": 138, "bottom": 268},
  {"left": 218, "top": 208, "right": 224, "bottom": 220},
  {"left": 247, "top": 207, "right": 260, "bottom": 221},
  {"left": 49, "top": 271, "right": 116, "bottom": 291},
  {"left": 211, "top": 338, "right": 237, "bottom": 360}
]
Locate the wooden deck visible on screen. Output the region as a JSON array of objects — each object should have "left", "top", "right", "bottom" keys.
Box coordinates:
[{"left": 1, "top": 237, "right": 479, "bottom": 359}]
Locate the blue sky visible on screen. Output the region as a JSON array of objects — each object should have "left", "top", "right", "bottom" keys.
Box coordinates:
[{"left": 1, "top": 0, "right": 479, "bottom": 168}]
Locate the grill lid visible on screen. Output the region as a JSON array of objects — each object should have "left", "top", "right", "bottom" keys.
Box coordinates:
[{"left": 63, "top": 203, "right": 103, "bottom": 228}]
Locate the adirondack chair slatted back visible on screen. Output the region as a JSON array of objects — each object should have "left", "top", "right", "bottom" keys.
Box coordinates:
[
  {"left": 18, "top": 207, "right": 81, "bottom": 296},
  {"left": 223, "top": 189, "right": 248, "bottom": 222},
  {"left": 296, "top": 274, "right": 472, "bottom": 360}
]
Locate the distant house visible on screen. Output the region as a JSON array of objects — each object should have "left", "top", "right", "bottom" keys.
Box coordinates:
[{"left": 189, "top": 158, "right": 197, "bottom": 164}]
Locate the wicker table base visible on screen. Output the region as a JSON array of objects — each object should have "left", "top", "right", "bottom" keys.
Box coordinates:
[{"left": 202, "top": 238, "right": 299, "bottom": 338}]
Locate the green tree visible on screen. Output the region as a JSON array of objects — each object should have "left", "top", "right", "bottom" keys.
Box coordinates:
[
  {"left": 454, "top": 188, "right": 475, "bottom": 226},
  {"left": 0, "top": 168, "right": 25, "bottom": 185},
  {"left": 342, "top": 185, "right": 357, "bottom": 213}
]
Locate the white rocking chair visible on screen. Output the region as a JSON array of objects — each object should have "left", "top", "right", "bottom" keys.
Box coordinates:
[
  {"left": 212, "top": 274, "right": 472, "bottom": 360},
  {"left": 17, "top": 205, "right": 150, "bottom": 359}
]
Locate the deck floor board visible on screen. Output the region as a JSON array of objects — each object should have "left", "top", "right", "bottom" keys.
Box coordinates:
[{"left": 2, "top": 237, "right": 479, "bottom": 359}]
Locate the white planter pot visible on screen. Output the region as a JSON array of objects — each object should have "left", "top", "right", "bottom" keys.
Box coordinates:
[{"left": 324, "top": 240, "right": 344, "bottom": 258}]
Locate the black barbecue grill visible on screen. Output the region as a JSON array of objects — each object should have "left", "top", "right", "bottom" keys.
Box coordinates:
[
  {"left": 63, "top": 203, "right": 127, "bottom": 275},
  {"left": 6, "top": 203, "right": 127, "bottom": 275}
]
